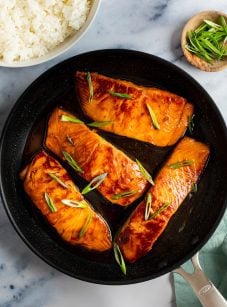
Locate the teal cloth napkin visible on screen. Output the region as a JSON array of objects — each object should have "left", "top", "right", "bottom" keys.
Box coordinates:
[{"left": 174, "top": 210, "right": 227, "bottom": 306}]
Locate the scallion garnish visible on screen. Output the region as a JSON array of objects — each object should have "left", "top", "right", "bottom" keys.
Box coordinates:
[
  {"left": 113, "top": 243, "right": 126, "bottom": 275},
  {"left": 61, "top": 199, "right": 87, "bottom": 208},
  {"left": 62, "top": 151, "right": 83, "bottom": 173},
  {"left": 44, "top": 192, "right": 57, "bottom": 213},
  {"left": 81, "top": 173, "right": 107, "bottom": 195},
  {"left": 189, "top": 182, "right": 198, "bottom": 199},
  {"left": 66, "top": 135, "right": 74, "bottom": 145},
  {"left": 146, "top": 103, "right": 160, "bottom": 130},
  {"left": 145, "top": 192, "right": 152, "bottom": 221},
  {"left": 107, "top": 90, "right": 133, "bottom": 99},
  {"left": 169, "top": 160, "right": 194, "bottom": 169},
  {"left": 48, "top": 172, "right": 68, "bottom": 189},
  {"left": 61, "top": 115, "right": 84, "bottom": 124},
  {"left": 87, "top": 72, "right": 93, "bottom": 103},
  {"left": 111, "top": 190, "right": 137, "bottom": 200},
  {"left": 149, "top": 202, "right": 171, "bottom": 220},
  {"left": 87, "top": 121, "right": 113, "bottom": 127},
  {"left": 185, "top": 16, "right": 227, "bottom": 63},
  {"left": 79, "top": 212, "right": 93, "bottom": 238},
  {"left": 188, "top": 114, "right": 195, "bottom": 134},
  {"left": 191, "top": 183, "right": 197, "bottom": 193},
  {"left": 136, "top": 159, "right": 155, "bottom": 185}
]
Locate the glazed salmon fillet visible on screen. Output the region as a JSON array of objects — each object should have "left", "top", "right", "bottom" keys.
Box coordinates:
[
  {"left": 20, "top": 151, "right": 112, "bottom": 252},
  {"left": 45, "top": 108, "right": 149, "bottom": 206},
  {"left": 115, "top": 137, "right": 210, "bottom": 262},
  {"left": 75, "top": 72, "right": 194, "bottom": 147}
]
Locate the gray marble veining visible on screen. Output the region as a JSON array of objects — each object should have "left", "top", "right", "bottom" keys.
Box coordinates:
[{"left": 0, "top": 0, "right": 226, "bottom": 306}]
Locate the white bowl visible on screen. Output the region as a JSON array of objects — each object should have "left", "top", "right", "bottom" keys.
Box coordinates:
[{"left": 0, "top": 0, "right": 101, "bottom": 68}]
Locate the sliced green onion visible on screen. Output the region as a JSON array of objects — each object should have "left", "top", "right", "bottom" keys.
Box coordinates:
[
  {"left": 191, "top": 183, "right": 197, "bottom": 193},
  {"left": 87, "top": 72, "right": 93, "bottom": 103},
  {"left": 136, "top": 159, "right": 155, "bottom": 185},
  {"left": 178, "top": 220, "right": 187, "bottom": 233},
  {"left": 204, "top": 19, "right": 222, "bottom": 29},
  {"left": 61, "top": 115, "right": 84, "bottom": 124},
  {"left": 79, "top": 212, "right": 92, "bottom": 238},
  {"left": 188, "top": 114, "right": 195, "bottom": 134},
  {"left": 87, "top": 121, "right": 113, "bottom": 127},
  {"left": 146, "top": 103, "right": 160, "bottom": 130},
  {"left": 82, "top": 173, "right": 107, "bottom": 195},
  {"left": 111, "top": 190, "right": 137, "bottom": 200},
  {"left": 220, "top": 16, "right": 227, "bottom": 34},
  {"left": 62, "top": 151, "right": 83, "bottom": 173},
  {"left": 145, "top": 193, "right": 152, "bottom": 221},
  {"left": 169, "top": 160, "right": 194, "bottom": 169},
  {"left": 48, "top": 172, "right": 69, "bottom": 189},
  {"left": 66, "top": 135, "right": 74, "bottom": 145},
  {"left": 61, "top": 199, "right": 87, "bottom": 208},
  {"left": 107, "top": 90, "right": 133, "bottom": 99},
  {"left": 44, "top": 192, "right": 57, "bottom": 213},
  {"left": 149, "top": 202, "right": 171, "bottom": 220},
  {"left": 186, "top": 17, "right": 227, "bottom": 63},
  {"left": 200, "top": 38, "right": 223, "bottom": 57},
  {"left": 113, "top": 243, "right": 126, "bottom": 275}
]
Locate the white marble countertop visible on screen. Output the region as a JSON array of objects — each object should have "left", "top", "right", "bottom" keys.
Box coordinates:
[{"left": 0, "top": 1, "right": 226, "bottom": 306}]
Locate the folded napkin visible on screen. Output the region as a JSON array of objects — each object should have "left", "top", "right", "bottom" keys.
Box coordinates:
[{"left": 174, "top": 210, "right": 227, "bottom": 306}]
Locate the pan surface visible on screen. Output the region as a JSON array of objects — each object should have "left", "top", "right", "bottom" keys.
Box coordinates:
[{"left": 0, "top": 49, "right": 227, "bottom": 284}]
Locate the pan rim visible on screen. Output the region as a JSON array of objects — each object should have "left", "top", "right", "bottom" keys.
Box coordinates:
[{"left": 0, "top": 49, "right": 227, "bottom": 285}]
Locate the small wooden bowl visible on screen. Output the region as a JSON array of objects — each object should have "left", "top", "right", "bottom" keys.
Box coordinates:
[{"left": 181, "top": 11, "right": 227, "bottom": 72}]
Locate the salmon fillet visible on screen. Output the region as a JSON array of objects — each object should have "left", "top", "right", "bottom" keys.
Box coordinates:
[
  {"left": 45, "top": 108, "right": 149, "bottom": 206},
  {"left": 115, "top": 137, "right": 210, "bottom": 262},
  {"left": 75, "top": 72, "right": 194, "bottom": 147},
  {"left": 20, "top": 151, "right": 112, "bottom": 252}
]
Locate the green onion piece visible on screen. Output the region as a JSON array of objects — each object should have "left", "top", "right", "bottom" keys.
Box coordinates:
[
  {"left": 87, "top": 72, "right": 93, "bottom": 103},
  {"left": 82, "top": 173, "right": 107, "bottom": 195},
  {"left": 62, "top": 151, "right": 83, "bottom": 173},
  {"left": 79, "top": 212, "right": 93, "bottom": 238},
  {"left": 178, "top": 220, "right": 187, "bottom": 233},
  {"left": 191, "top": 183, "right": 197, "bottom": 193},
  {"left": 111, "top": 190, "right": 137, "bottom": 200},
  {"left": 61, "top": 199, "right": 87, "bottom": 208},
  {"left": 200, "top": 38, "right": 223, "bottom": 57},
  {"left": 44, "top": 192, "right": 57, "bottom": 213},
  {"left": 113, "top": 243, "right": 126, "bottom": 275},
  {"left": 204, "top": 19, "right": 222, "bottom": 29},
  {"left": 107, "top": 90, "right": 133, "bottom": 99},
  {"left": 145, "top": 193, "right": 152, "bottom": 221},
  {"left": 149, "top": 202, "right": 171, "bottom": 220},
  {"left": 136, "top": 159, "right": 155, "bottom": 185},
  {"left": 194, "top": 22, "right": 208, "bottom": 34},
  {"left": 48, "top": 172, "right": 69, "bottom": 189},
  {"left": 169, "top": 160, "right": 194, "bottom": 169},
  {"left": 66, "top": 135, "right": 74, "bottom": 145},
  {"left": 61, "top": 115, "right": 84, "bottom": 124},
  {"left": 188, "top": 114, "right": 195, "bottom": 134},
  {"left": 146, "top": 103, "right": 160, "bottom": 130},
  {"left": 220, "top": 16, "right": 227, "bottom": 34},
  {"left": 186, "top": 17, "right": 227, "bottom": 63},
  {"left": 87, "top": 121, "right": 113, "bottom": 127}
]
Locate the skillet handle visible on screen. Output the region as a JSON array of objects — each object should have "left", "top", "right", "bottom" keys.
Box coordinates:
[{"left": 173, "top": 253, "right": 227, "bottom": 307}]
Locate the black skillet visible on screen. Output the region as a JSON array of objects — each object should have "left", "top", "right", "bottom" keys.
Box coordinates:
[{"left": 0, "top": 50, "right": 227, "bottom": 285}]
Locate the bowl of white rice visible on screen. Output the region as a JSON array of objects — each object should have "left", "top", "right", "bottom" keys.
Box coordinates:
[{"left": 0, "top": 0, "right": 100, "bottom": 67}]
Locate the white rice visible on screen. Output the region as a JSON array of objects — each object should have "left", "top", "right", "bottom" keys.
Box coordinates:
[{"left": 0, "top": 0, "right": 91, "bottom": 62}]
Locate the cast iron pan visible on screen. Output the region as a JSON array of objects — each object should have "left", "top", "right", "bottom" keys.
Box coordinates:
[{"left": 0, "top": 50, "right": 227, "bottom": 284}]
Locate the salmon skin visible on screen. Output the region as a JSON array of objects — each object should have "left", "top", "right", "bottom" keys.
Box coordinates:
[
  {"left": 115, "top": 137, "right": 210, "bottom": 262},
  {"left": 45, "top": 108, "right": 149, "bottom": 206},
  {"left": 20, "top": 151, "right": 112, "bottom": 252},
  {"left": 75, "top": 71, "right": 194, "bottom": 147}
]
